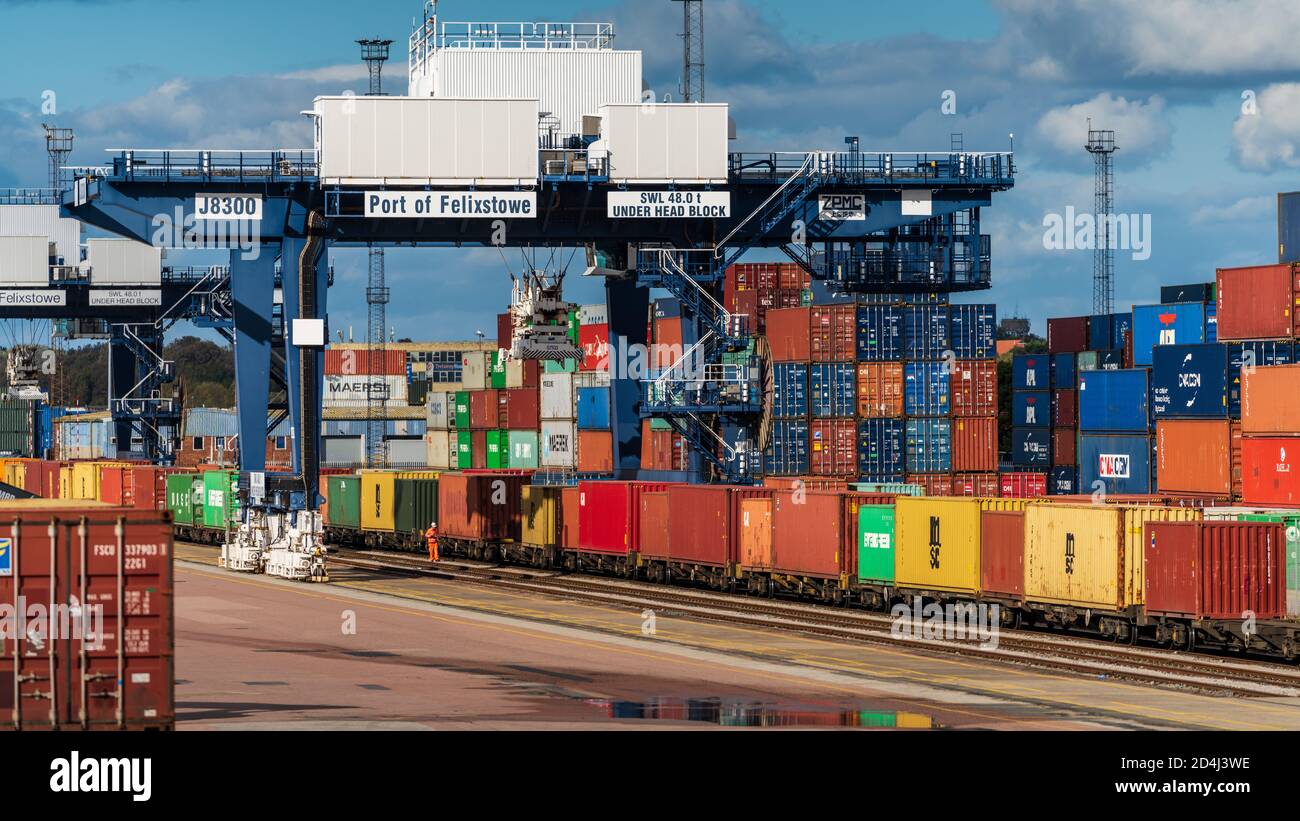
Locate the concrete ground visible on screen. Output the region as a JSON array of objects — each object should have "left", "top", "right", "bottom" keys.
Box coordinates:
[{"left": 175, "top": 545, "right": 1300, "bottom": 730}]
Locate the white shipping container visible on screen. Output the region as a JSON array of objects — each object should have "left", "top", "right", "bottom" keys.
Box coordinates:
[
  {"left": 387, "top": 437, "right": 428, "bottom": 465},
  {"left": 579, "top": 303, "right": 608, "bottom": 325},
  {"left": 505, "top": 359, "right": 527, "bottom": 389},
  {"left": 540, "top": 373, "right": 576, "bottom": 420},
  {"left": 323, "top": 435, "right": 364, "bottom": 466},
  {"left": 595, "top": 103, "right": 729, "bottom": 184},
  {"left": 461, "top": 351, "right": 492, "bottom": 391},
  {"left": 0, "top": 206, "right": 80, "bottom": 265},
  {"left": 323, "top": 375, "right": 409, "bottom": 408},
  {"left": 575, "top": 370, "right": 612, "bottom": 389},
  {"left": 541, "top": 421, "right": 577, "bottom": 469},
  {"left": 413, "top": 49, "right": 642, "bottom": 139},
  {"left": 0, "top": 236, "right": 50, "bottom": 285},
  {"left": 87, "top": 238, "right": 162, "bottom": 286},
  {"left": 427, "top": 391, "right": 451, "bottom": 429},
  {"left": 426, "top": 430, "right": 453, "bottom": 469},
  {"left": 314, "top": 96, "right": 540, "bottom": 186}
]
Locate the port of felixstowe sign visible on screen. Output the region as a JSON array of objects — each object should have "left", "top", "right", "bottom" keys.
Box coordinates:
[
  {"left": 365, "top": 191, "right": 537, "bottom": 219},
  {"left": 607, "top": 190, "right": 730, "bottom": 219}
]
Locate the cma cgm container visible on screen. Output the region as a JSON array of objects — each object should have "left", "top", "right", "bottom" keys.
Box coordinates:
[
  {"left": 902, "top": 305, "right": 949, "bottom": 360},
  {"left": 437, "top": 472, "right": 527, "bottom": 543},
  {"left": 1080, "top": 433, "right": 1153, "bottom": 495},
  {"left": 809, "top": 363, "right": 856, "bottom": 418},
  {"left": 1241, "top": 438, "right": 1300, "bottom": 507},
  {"left": 1241, "top": 364, "right": 1300, "bottom": 435},
  {"left": 1078, "top": 368, "right": 1150, "bottom": 432},
  {"left": 1144, "top": 521, "right": 1285, "bottom": 620},
  {"left": 1011, "top": 428, "right": 1051, "bottom": 467},
  {"left": 1047, "top": 316, "right": 1089, "bottom": 354},
  {"left": 765, "top": 420, "right": 810, "bottom": 475},
  {"left": 1156, "top": 419, "right": 1239, "bottom": 498},
  {"left": 905, "top": 418, "right": 951, "bottom": 473},
  {"left": 856, "top": 305, "right": 903, "bottom": 361},
  {"left": 1012, "top": 391, "right": 1051, "bottom": 428},
  {"left": 948, "top": 304, "right": 996, "bottom": 358},
  {"left": 1216, "top": 263, "right": 1299, "bottom": 340},
  {"left": 579, "top": 481, "right": 671, "bottom": 555},
  {"left": 1132, "top": 303, "right": 1207, "bottom": 366},
  {"left": 1150, "top": 343, "right": 1230, "bottom": 419},
  {"left": 858, "top": 418, "right": 905, "bottom": 479},
  {"left": 950, "top": 360, "right": 996, "bottom": 417},
  {"left": 952, "top": 417, "right": 997, "bottom": 472},
  {"left": 771, "top": 362, "right": 809, "bottom": 418},
  {"left": 903, "top": 362, "right": 950, "bottom": 416},
  {"left": 856, "top": 362, "right": 904, "bottom": 417},
  {"left": 0, "top": 504, "right": 174, "bottom": 730},
  {"left": 1012, "top": 354, "right": 1050, "bottom": 390}
]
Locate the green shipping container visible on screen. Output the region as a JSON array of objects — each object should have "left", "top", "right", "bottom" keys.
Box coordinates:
[
  {"left": 490, "top": 351, "right": 507, "bottom": 389},
  {"left": 508, "top": 430, "right": 540, "bottom": 469},
  {"left": 453, "top": 392, "right": 471, "bottom": 429},
  {"left": 485, "top": 430, "right": 509, "bottom": 469},
  {"left": 1239, "top": 512, "right": 1300, "bottom": 613},
  {"left": 166, "top": 474, "right": 203, "bottom": 526},
  {"left": 325, "top": 475, "right": 362, "bottom": 529},
  {"left": 544, "top": 359, "right": 577, "bottom": 374},
  {"left": 202, "top": 469, "right": 240, "bottom": 529},
  {"left": 649, "top": 418, "right": 672, "bottom": 431},
  {"left": 569, "top": 310, "right": 580, "bottom": 345},
  {"left": 456, "top": 431, "right": 473, "bottom": 469},
  {"left": 394, "top": 478, "right": 439, "bottom": 534},
  {"left": 856, "top": 504, "right": 895, "bottom": 584}
]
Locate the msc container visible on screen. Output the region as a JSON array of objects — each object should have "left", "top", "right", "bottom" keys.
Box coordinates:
[
  {"left": 0, "top": 506, "right": 174, "bottom": 730},
  {"left": 953, "top": 417, "right": 997, "bottom": 473},
  {"left": 857, "top": 418, "right": 905, "bottom": 479},
  {"left": 856, "top": 304, "right": 904, "bottom": 361},
  {"left": 1132, "top": 303, "right": 1207, "bottom": 366},
  {"left": 1079, "top": 433, "right": 1153, "bottom": 495},
  {"left": 810, "top": 305, "right": 856, "bottom": 362},
  {"left": 1150, "top": 343, "right": 1230, "bottom": 419},
  {"left": 948, "top": 304, "right": 996, "bottom": 359},
  {"left": 736, "top": 491, "right": 774, "bottom": 570},
  {"left": 1011, "top": 427, "right": 1051, "bottom": 467},
  {"left": 1242, "top": 438, "right": 1300, "bottom": 507},
  {"left": 1078, "top": 368, "right": 1150, "bottom": 432},
  {"left": 855, "top": 504, "right": 896, "bottom": 584},
  {"left": 810, "top": 419, "right": 856, "bottom": 476},
  {"left": 1012, "top": 354, "right": 1050, "bottom": 390},
  {"left": 902, "top": 305, "right": 949, "bottom": 360},
  {"left": 1047, "top": 316, "right": 1088, "bottom": 354},
  {"left": 166, "top": 474, "right": 202, "bottom": 526},
  {"left": 1216, "top": 263, "right": 1298, "bottom": 341},
  {"left": 597, "top": 102, "right": 730, "bottom": 184},
  {"left": 540, "top": 373, "right": 576, "bottom": 420},
  {"left": 765, "top": 420, "right": 810, "bottom": 476},
  {"left": 895, "top": 497, "right": 1021, "bottom": 594},
  {"left": 809, "top": 363, "right": 856, "bottom": 418},
  {"left": 393, "top": 478, "right": 439, "bottom": 534},
  {"left": 437, "top": 472, "right": 528, "bottom": 543},
  {"left": 765, "top": 307, "right": 812, "bottom": 362},
  {"left": 1000, "top": 471, "right": 1047, "bottom": 498},
  {"left": 1144, "top": 521, "right": 1285, "bottom": 620},
  {"left": 578, "top": 481, "right": 671, "bottom": 555},
  {"left": 980, "top": 510, "right": 1025, "bottom": 600},
  {"left": 856, "top": 362, "right": 903, "bottom": 418},
  {"left": 86, "top": 238, "right": 162, "bottom": 286},
  {"left": 905, "top": 418, "right": 951, "bottom": 473},
  {"left": 202, "top": 469, "right": 239, "bottom": 529},
  {"left": 950, "top": 360, "right": 996, "bottom": 417},
  {"left": 1156, "top": 419, "right": 1239, "bottom": 497},
  {"left": 576, "top": 387, "right": 611, "bottom": 430},
  {"left": 1012, "top": 390, "right": 1051, "bottom": 428},
  {"left": 903, "top": 362, "right": 949, "bottom": 416},
  {"left": 521, "top": 485, "right": 564, "bottom": 547},
  {"left": 1241, "top": 364, "right": 1300, "bottom": 435},
  {"left": 315, "top": 95, "right": 540, "bottom": 185},
  {"left": 325, "top": 475, "right": 361, "bottom": 529},
  {"left": 772, "top": 362, "right": 810, "bottom": 419}
]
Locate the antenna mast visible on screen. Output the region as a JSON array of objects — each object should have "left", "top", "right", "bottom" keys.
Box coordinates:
[{"left": 1085, "top": 122, "right": 1118, "bottom": 315}]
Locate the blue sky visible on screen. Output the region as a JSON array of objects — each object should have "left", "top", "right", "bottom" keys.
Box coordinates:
[{"left": 2, "top": 0, "right": 1300, "bottom": 340}]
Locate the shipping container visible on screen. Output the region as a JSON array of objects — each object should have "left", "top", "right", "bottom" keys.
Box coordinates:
[
  {"left": 1161, "top": 283, "right": 1214, "bottom": 305},
  {"left": 765, "top": 420, "right": 810, "bottom": 476},
  {"left": 1079, "top": 433, "right": 1153, "bottom": 495},
  {"left": 202, "top": 469, "right": 239, "bottom": 529},
  {"left": 166, "top": 474, "right": 203, "bottom": 526},
  {"left": 1052, "top": 389, "right": 1077, "bottom": 427},
  {"left": 508, "top": 430, "right": 540, "bottom": 469},
  {"left": 908, "top": 473, "right": 955, "bottom": 496},
  {"left": 950, "top": 360, "right": 996, "bottom": 417},
  {"left": 948, "top": 304, "right": 996, "bottom": 359},
  {"left": 952, "top": 417, "right": 997, "bottom": 472},
  {"left": 540, "top": 373, "right": 576, "bottom": 421},
  {"left": 579, "top": 324, "right": 609, "bottom": 371},
  {"left": 1144, "top": 521, "right": 1285, "bottom": 620},
  {"left": 772, "top": 362, "right": 810, "bottom": 419},
  {"left": 579, "top": 481, "right": 671, "bottom": 555},
  {"left": 1049, "top": 466, "right": 1078, "bottom": 495},
  {"left": 427, "top": 391, "right": 452, "bottom": 429},
  {"left": 1012, "top": 354, "right": 1050, "bottom": 390},
  {"left": 325, "top": 475, "right": 361, "bottom": 529},
  {"left": 895, "top": 497, "right": 1023, "bottom": 594},
  {"left": 1242, "top": 438, "right": 1300, "bottom": 507},
  {"left": 736, "top": 492, "right": 774, "bottom": 570},
  {"left": 485, "top": 430, "right": 509, "bottom": 469},
  {"left": 1052, "top": 353, "right": 1077, "bottom": 389},
  {"left": 810, "top": 419, "right": 856, "bottom": 476},
  {"left": 771, "top": 490, "right": 849, "bottom": 580},
  {"left": 1216, "top": 263, "right": 1298, "bottom": 341},
  {"left": 576, "top": 386, "right": 611, "bottom": 430},
  {"left": 855, "top": 362, "right": 903, "bottom": 418},
  {"left": 1241, "top": 364, "right": 1300, "bottom": 435},
  {"left": 637, "top": 491, "right": 670, "bottom": 560},
  {"left": 903, "top": 362, "right": 950, "bottom": 416},
  {"left": 437, "top": 472, "right": 528, "bottom": 543},
  {"left": 577, "top": 430, "right": 614, "bottom": 473},
  {"left": 1156, "top": 419, "right": 1239, "bottom": 498},
  {"left": 1077, "top": 349, "right": 1124, "bottom": 372},
  {"left": 1088, "top": 314, "right": 1112, "bottom": 352},
  {"left": 1052, "top": 427, "right": 1077, "bottom": 466},
  {"left": 1227, "top": 341, "right": 1293, "bottom": 416},
  {"left": 665, "top": 485, "right": 752, "bottom": 567},
  {"left": 1011, "top": 428, "right": 1051, "bottom": 467},
  {"left": 1012, "top": 391, "right": 1051, "bottom": 428},
  {"left": 0, "top": 235, "right": 50, "bottom": 286},
  {"left": 324, "top": 348, "right": 406, "bottom": 376},
  {"left": 455, "top": 430, "right": 473, "bottom": 469},
  {"left": 810, "top": 305, "right": 856, "bottom": 362},
  {"left": 809, "top": 363, "right": 857, "bottom": 418},
  {"left": 765, "top": 307, "right": 812, "bottom": 362},
  {"left": 521, "top": 485, "right": 564, "bottom": 547},
  {"left": 1047, "top": 316, "right": 1089, "bottom": 354},
  {"left": 953, "top": 473, "right": 1000, "bottom": 497},
  {"left": 856, "top": 305, "right": 904, "bottom": 361},
  {"left": 1150, "top": 343, "right": 1230, "bottom": 419},
  {"left": 504, "top": 388, "right": 540, "bottom": 430},
  {"left": 393, "top": 478, "right": 439, "bottom": 535},
  {"left": 980, "top": 510, "right": 1025, "bottom": 599},
  {"left": 905, "top": 418, "right": 951, "bottom": 473},
  {"left": 857, "top": 418, "right": 905, "bottom": 479},
  {"left": 855, "top": 504, "right": 896, "bottom": 584},
  {"left": 360, "top": 470, "right": 438, "bottom": 531},
  {"left": 902, "top": 305, "right": 949, "bottom": 360},
  {"left": 1132, "top": 303, "right": 1208, "bottom": 366},
  {"left": 599, "top": 103, "right": 729, "bottom": 183},
  {"left": 1000, "top": 472, "right": 1047, "bottom": 498},
  {"left": 539, "top": 421, "right": 577, "bottom": 469},
  {"left": 1078, "top": 368, "right": 1150, "bottom": 432},
  {"left": 0, "top": 506, "right": 174, "bottom": 729}
]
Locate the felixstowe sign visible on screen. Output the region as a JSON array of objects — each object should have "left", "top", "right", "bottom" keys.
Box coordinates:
[{"left": 365, "top": 191, "right": 536, "bottom": 219}]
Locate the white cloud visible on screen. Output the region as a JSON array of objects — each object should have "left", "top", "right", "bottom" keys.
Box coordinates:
[
  {"left": 1232, "top": 83, "right": 1300, "bottom": 171},
  {"left": 1035, "top": 93, "right": 1172, "bottom": 161},
  {"left": 1190, "top": 195, "right": 1273, "bottom": 224}
]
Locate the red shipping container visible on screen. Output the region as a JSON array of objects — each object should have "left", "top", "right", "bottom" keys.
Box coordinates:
[
  {"left": 437, "top": 473, "right": 527, "bottom": 542},
  {"left": 980, "top": 510, "right": 1024, "bottom": 599},
  {"left": 638, "top": 491, "right": 671, "bottom": 560},
  {"left": 952, "top": 417, "right": 997, "bottom": 472},
  {"left": 765, "top": 307, "right": 812, "bottom": 362},
  {"left": 1000, "top": 472, "right": 1047, "bottom": 498},
  {"left": 809, "top": 419, "right": 856, "bottom": 476},
  {"left": 666, "top": 485, "right": 738, "bottom": 567},
  {"left": 780, "top": 264, "right": 809, "bottom": 290},
  {"left": 1241, "top": 437, "right": 1300, "bottom": 507},
  {"left": 810, "top": 305, "right": 856, "bottom": 362},
  {"left": 577, "top": 430, "right": 614, "bottom": 474},
  {"left": 98, "top": 465, "right": 131, "bottom": 506},
  {"left": 471, "top": 430, "right": 488, "bottom": 469},
  {"left": 497, "top": 312, "right": 513, "bottom": 351},
  {"left": 1047, "top": 316, "right": 1089, "bottom": 354},
  {"left": 950, "top": 360, "right": 997, "bottom": 417},
  {"left": 578, "top": 481, "right": 672, "bottom": 555},
  {"left": 1157, "top": 419, "right": 1238, "bottom": 497},
  {"left": 1052, "top": 427, "right": 1077, "bottom": 467},
  {"left": 469, "top": 390, "right": 499, "bottom": 430},
  {"left": 856, "top": 362, "right": 904, "bottom": 418},
  {"left": 0, "top": 505, "right": 174, "bottom": 729},
  {"left": 730, "top": 289, "right": 761, "bottom": 335},
  {"left": 513, "top": 359, "right": 541, "bottom": 389},
  {"left": 324, "top": 348, "right": 405, "bottom": 376},
  {"left": 504, "top": 388, "right": 539, "bottom": 430},
  {"left": 953, "top": 473, "right": 1000, "bottom": 498},
  {"left": 580, "top": 324, "right": 609, "bottom": 371},
  {"left": 1242, "top": 364, "right": 1300, "bottom": 435},
  {"left": 1053, "top": 389, "right": 1077, "bottom": 427},
  {"left": 1144, "top": 521, "right": 1285, "bottom": 620},
  {"left": 771, "top": 490, "right": 846, "bottom": 579},
  {"left": 1216, "top": 263, "right": 1299, "bottom": 341},
  {"left": 907, "top": 473, "right": 954, "bottom": 496}
]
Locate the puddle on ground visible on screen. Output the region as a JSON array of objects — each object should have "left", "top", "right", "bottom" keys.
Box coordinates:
[{"left": 583, "top": 697, "right": 940, "bottom": 728}]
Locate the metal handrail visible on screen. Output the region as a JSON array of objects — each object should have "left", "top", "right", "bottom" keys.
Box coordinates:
[{"left": 105, "top": 149, "right": 318, "bottom": 181}]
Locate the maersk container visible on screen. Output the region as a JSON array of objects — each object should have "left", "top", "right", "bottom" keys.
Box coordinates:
[
  {"left": 857, "top": 418, "right": 905, "bottom": 479},
  {"left": 809, "top": 363, "right": 856, "bottom": 418},
  {"left": 765, "top": 420, "right": 809, "bottom": 475},
  {"left": 1131, "top": 303, "right": 1207, "bottom": 366},
  {"left": 1012, "top": 391, "right": 1051, "bottom": 428},
  {"left": 902, "top": 305, "right": 949, "bottom": 361},
  {"left": 948, "top": 304, "right": 996, "bottom": 359},
  {"left": 856, "top": 304, "right": 903, "bottom": 361},
  {"left": 771, "top": 363, "right": 808, "bottom": 419},
  {"left": 1150, "top": 343, "right": 1230, "bottom": 419},
  {"left": 1011, "top": 427, "right": 1051, "bottom": 466},
  {"left": 1079, "top": 433, "right": 1153, "bottom": 495},
  {"left": 576, "top": 387, "right": 611, "bottom": 430},
  {"left": 1227, "top": 341, "right": 1294, "bottom": 416},
  {"left": 1012, "top": 354, "right": 1050, "bottom": 389},
  {"left": 1049, "top": 466, "right": 1078, "bottom": 495},
  {"left": 1052, "top": 353, "right": 1076, "bottom": 388},
  {"left": 1078, "top": 368, "right": 1150, "bottom": 432},
  {"left": 905, "top": 418, "right": 951, "bottom": 473},
  {"left": 903, "top": 362, "right": 950, "bottom": 416}
]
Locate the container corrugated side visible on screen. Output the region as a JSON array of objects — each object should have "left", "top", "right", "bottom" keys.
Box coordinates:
[
  {"left": 325, "top": 475, "right": 361, "bottom": 529},
  {"left": 894, "top": 498, "right": 1025, "bottom": 594},
  {"left": 1144, "top": 521, "right": 1285, "bottom": 620}
]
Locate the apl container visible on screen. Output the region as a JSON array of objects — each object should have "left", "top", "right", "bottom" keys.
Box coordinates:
[
  {"left": 857, "top": 418, "right": 905, "bottom": 479},
  {"left": 902, "top": 305, "right": 949, "bottom": 360},
  {"left": 856, "top": 304, "right": 904, "bottom": 361},
  {"left": 1079, "top": 433, "right": 1153, "bottom": 495},
  {"left": 948, "top": 303, "right": 996, "bottom": 359},
  {"left": 809, "top": 363, "right": 857, "bottom": 418},
  {"left": 905, "top": 417, "right": 951, "bottom": 473},
  {"left": 771, "top": 362, "right": 809, "bottom": 419},
  {"left": 1078, "top": 368, "right": 1150, "bottom": 432},
  {"left": 1131, "top": 303, "right": 1207, "bottom": 366},
  {"left": 1150, "top": 343, "right": 1230, "bottom": 419},
  {"left": 1012, "top": 390, "right": 1051, "bottom": 427},
  {"left": 903, "top": 362, "right": 950, "bottom": 416},
  {"left": 1012, "top": 354, "right": 1050, "bottom": 389}
]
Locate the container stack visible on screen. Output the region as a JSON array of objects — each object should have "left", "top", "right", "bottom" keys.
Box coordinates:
[
  {"left": 642, "top": 298, "right": 690, "bottom": 472},
  {"left": 947, "top": 303, "right": 999, "bottom": 496},
  {"left": 1007, "top": 350, "right": 1051, "bottom": 495},
  {"left": 724, "top": 262, "right": 811, "bottom": 335}
]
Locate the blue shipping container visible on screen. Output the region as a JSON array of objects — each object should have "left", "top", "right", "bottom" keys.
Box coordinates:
[
  {"left": 1013, "top": 390, "right": 1052, "bottom": 427},
  {"left": 654, "top": 298, "right": 682, "bottom": 319},
  {"left": 857, "top": 418, "right": 905, "bottom": 479},
  {"left": 1205, "top": 302, "right": 1217, "bottom": 343},
  {"left": 1088, "top": 314, "right": 1112, "bottom": 351},
  {"left": 856, "top": 305, "right": 904, "bottom": 361},
  {"left": 1049, "top": 466, "right": 1078, "bottom": 495},
  {"left": 1078, "top": 368, "right": 1151, "bottom": 433},
  {"left": 905, "top": 418, "right": 951, "bottom": 473},
  {"left": 948, "top": 304, "right": 996, "bottom": 359},
  {"left": 771, "top": 362, "right": 809, "bottom": 420},
  {"left": 765, "top": 420, "right": 810, "bottom": 475},
  {"left": 1052, "top": 353, "right": 1077, "bottom": 388},
  {"left": 1078, "top": 433, "right": 1153, "bottom": 495},
  {"left": 903, "top": 363, "right": 950, "bottom": 416},
  {"left": 809, "top": 363, "right": 857, "bottom": 418},
  {"left": 1011, "top": 427, "right": 1051, "bottom": 466},
  {"left": 1282, "top": 191, "right": 1300, "bottom": 264},
  {"left": 1131, "top": 303, "right": 1207, "bottom": 366},
  {"left": 1012, "top": 354, "right": 1051, "bottom": 389},
  {"left": 1109, "top": 312, "right": 1132, "bottom": 350},
  {"left": 903, "top": 305, "right": 950, "bottom": 361},
  {"left": 1150, "top": 343, "right": 1230, "bottom": 419},
  {"left": 576, "top": 387, "right": 611, "bottom": 430},
  {"left": 1228, "top": 341, "right": 1295, "bottom": 416}
]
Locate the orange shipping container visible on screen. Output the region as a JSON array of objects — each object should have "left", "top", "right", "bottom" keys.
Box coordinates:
[
  {"left": 856, "top": 362, "right": 904, "bottom": 418},
  {"left": 638, "top": 491, "right": 671, "bottom": 560},
  {"left": 953, "top": 473, "right": 999, "bottom": 497},
  {"left": 950, "top": 360, "right": 997, "bottom": 417},
  {"left": 765, "top": 307, "right": 812, "bottom": 362},
  {"left": 1216, "top": 263, "right": 1299, "bottom": 341},
  {"left": 1157, "top": 419, "right": 1240, "bottom": 497},
  {"left": 577, "top": 430, "right": 614, "bottom": 473},
  {"left": 737, "top": 492, "right": 774, "bottom": 569},
  {"left": 907, "top": 473, "right": 953, "bottom": 496},
  {"left": 952, "top": 417, "right": 997, "bottom": 472},
  {"left": 1241, "top": 364, "right": 1300, "bottom": 435}
]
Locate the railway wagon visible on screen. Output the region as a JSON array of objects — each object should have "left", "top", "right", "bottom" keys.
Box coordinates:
[
  {"left": 892, "top": 497, "right": 1027, "bottom": 603},
  {"left": 501, "top": 484, "right": 571, "bottom": 568},
  {"left": 437, "top": 471, "right": 531, "bottom": 561},
  {"left": 323, "top": 473, "right": 439, "bottom": 551},
  {"left": 764, "top": 490, "right": 895, "bottom": 601},
  {"left": 575, "top": 480, "right": 675, "bottom": 574},
  {"left": 636, "top": 485, "right": 775, "bottom": 589}
]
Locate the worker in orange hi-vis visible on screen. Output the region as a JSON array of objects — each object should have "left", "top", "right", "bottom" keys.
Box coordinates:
[{"left": 424, "top": 523, "right": 440, "bottom": 562}]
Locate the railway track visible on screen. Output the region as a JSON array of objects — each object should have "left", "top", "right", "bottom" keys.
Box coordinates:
[{"left": 322, "top": 547, "right": 1300, "bottom": 699}]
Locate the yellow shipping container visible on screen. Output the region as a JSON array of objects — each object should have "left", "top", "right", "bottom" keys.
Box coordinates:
[
  {"left": 59, "top": 466, "right": 71, "bottom": 500},
  {"left": 895, "top": 497, "right": 1026, "bottom": 594},
  {"left": 521, "top": 486, "right": 562, "bottom": 547},
  {"left": 1024, "top": 504, "right": 1201, "bottom": 610},
  {"left": 5, "top": 461, "right": 25, "bottom": 489},
  {"left": 360, "top": 470, "right": 439, "bottom": 532},
  {"left": 69, "top": 461, "right": 103, "bottom": 501}
]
